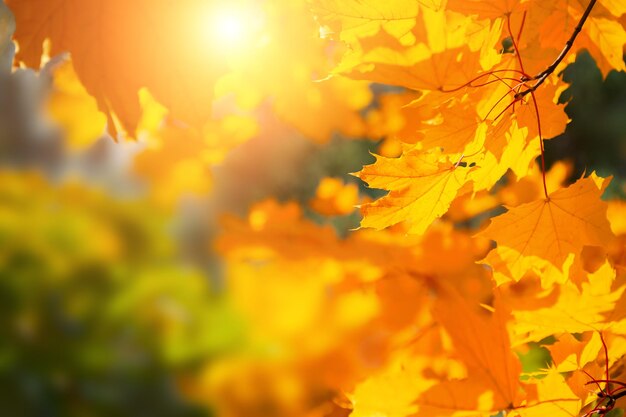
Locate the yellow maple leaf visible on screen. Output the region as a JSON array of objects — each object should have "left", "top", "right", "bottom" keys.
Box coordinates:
[
  {"left": 506, "top": 261, "right": 622, "bottom": 344},
  {"left": 349, "top": 358, "right": 436, "bottom": 417},
  {"left": 511, "top": 369, "right": 580, "bottom": 417},
  {"left": 469, "top": 121, "right": 535, "bottom": 192},
  {"left": 314, "top": 0, "right": 420, "bottom": 45},
  {"left": 584, "top": 15, "right": 626, "bottom": 73},
  {"left": 479, "top": 173, "right": 615, "bottom": 281},
  {"left": 356, "top": 149, "right": 470, "bottom": 234}
]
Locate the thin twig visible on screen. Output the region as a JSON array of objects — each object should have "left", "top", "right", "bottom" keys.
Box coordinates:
[{"left": 517, "top": 0, "right": 597, "bottom": 98}]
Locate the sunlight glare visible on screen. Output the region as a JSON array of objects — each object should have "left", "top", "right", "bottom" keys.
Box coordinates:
[
  {"left": 214, "top": 10, "right": 246, "bottom": 45},
  {"left": 201, "top": 6, "right": 259, "bottom": 53}
]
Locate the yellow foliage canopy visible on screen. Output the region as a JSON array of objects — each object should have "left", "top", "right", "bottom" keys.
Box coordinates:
[{"left": 4, "top": 1, "right": 626, "bottom": 417}]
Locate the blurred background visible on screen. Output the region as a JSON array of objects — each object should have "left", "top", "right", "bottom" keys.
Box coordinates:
[{"left": 0, "top": 0, "right": 625, "bottom": 416}]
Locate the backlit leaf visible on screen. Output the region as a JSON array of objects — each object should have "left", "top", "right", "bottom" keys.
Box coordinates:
[
  {"left": 357, "top": 149, "right": 471, "bottom": 234},
  {"left": 479, "top": 173, "right": 615, "bottom": 281}
]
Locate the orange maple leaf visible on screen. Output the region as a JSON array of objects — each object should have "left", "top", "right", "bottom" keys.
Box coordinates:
[
  {"left": 479, "top": 173, "right": 615, "bottom": 281},
  {"left": 412, "top": 291, "right": 522, "bottom": 417},
  {"left": 8, "top": 0, "right": 230, "bottom": 135}
]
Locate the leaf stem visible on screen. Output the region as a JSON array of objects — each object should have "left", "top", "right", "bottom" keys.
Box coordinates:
[
  {"left": 507, "top": 13, "right": 528, "bottom": 77},
  {"left": 439, "top": 69, "right": 528, "bottom": 93},
  {"left": 529, "top": 90, "right": 549, "bottom": 198}
]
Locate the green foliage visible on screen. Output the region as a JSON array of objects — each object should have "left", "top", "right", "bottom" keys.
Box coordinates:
[{"left": 0, "top": 173, "right": 243, "bottom": 416}]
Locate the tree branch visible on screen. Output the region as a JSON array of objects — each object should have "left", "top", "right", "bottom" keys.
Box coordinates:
[{"left": 517, "top": 0, "right": 597, "bottom": 98}]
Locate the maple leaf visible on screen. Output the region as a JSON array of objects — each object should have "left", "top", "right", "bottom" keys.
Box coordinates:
[
  {"left": 418, "top": 98, "right": 488, "bottom": 155},
  {"left": 349, "top": 358, "right": 435, "bottom": 417},
  {"left": 313, "top": 0, "right": 420, "bottom": 45},
  {"left": 504, "top": 261, "right": 622, "bottom": 344},
  {"left": 479, "top": 173, "right": 615, "bottom": 281},
  {"left": 336, "top": 41, "right": 483, "bottom": 92},
  {"left": 7, "top": 0, "right": 231, "bottom": 136},
  {"left": 583, "top": 14, "right": 626, "bottom": 74},
  {"left": 410, "top": 291, "right": 522, "bottom": 417},
  {"left": 548, "top": 332, "right": 604, "bottom": 376},
  {"left": 513, "top": 82, "right": 570, "bottom": 141},
  {"left": 469, "top": 121, "right": 539, "bottom": 193},
  {"left": 522, "top": 0, "right": 626, "bottom": 76},
  {"left": 322, "top": 4, "right": 498, "bottom": 91},
  {"left": 356, "top": 149, "right": 471, "bottom": 235},
  {"left": 511, "top": 369, "right": 581, "bottom": 417}
]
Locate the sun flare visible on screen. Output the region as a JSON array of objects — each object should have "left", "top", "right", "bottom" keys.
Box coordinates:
[
  {"left": 214, "top": 10, "right": 247, "bottom": 45},
  {"left": 198, "top": 6, "right": 260, "bottom": 54}
]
